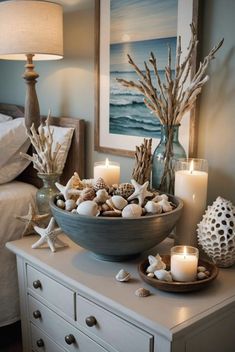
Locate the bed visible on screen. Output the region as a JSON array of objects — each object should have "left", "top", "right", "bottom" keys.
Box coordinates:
[{"left": 0, "top": 103, "right": 85, "bottom": 326}]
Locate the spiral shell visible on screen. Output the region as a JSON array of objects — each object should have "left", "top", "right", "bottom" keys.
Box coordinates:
[
  {"left": 197, "top": 196, "right": 235, "bottom": 267},
  {"left": 114, "top": 183, "right": 135, "bottom": 199},
  {"left": 93, "top": 177, "right": 108, "bottom": 191}
]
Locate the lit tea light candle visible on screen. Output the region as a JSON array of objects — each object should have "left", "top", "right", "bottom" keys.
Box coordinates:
[
  {"left": 174, "top": 159, "right": 208, "bottom": 246},
  {"left": 94, "top": 158, "right": 120, "bottom": 186},
  {"left": 171, "top": 245, "right": 199, "bottom": 282}
]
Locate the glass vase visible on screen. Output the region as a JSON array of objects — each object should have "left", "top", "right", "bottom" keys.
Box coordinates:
[
  {"left": 152, "top": 125, "right": 186, "bottom": 194},
  {"left": 36, "top": 173, "right": 61, "bottom": 214}
]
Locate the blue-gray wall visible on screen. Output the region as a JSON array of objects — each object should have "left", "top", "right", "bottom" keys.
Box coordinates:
[{"left": 0, "top": 0, "right": 234, "bottom": 205}]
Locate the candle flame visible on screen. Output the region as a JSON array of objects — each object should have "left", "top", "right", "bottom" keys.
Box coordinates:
[
  {"left": 183, "top": 246, "right": 187, "bottom": 259},
  {"left": 105, "top": 158, "right": 109, "bottom": 168},
  {"left": 189, "top": 160, "right": 194, "bottom": 174}
]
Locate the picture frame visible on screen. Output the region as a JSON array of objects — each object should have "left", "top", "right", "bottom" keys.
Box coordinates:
[{"left": 95, "top": 0, "right": 199, "bottom": 157}]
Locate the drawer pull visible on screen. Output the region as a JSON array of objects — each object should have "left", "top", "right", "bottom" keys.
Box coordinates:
[
  {"left": 65, "top": 334, "right": 76, "bottom": 345},
  {"left": 85, "top": 316, "right": 97, "bottom": 327},
  {"left": 33, "top": 310, "right": 41, "bottom": 319},
  {"left": 33, "top": 280, "right": 42, "bottom": 289},
  {"left": 36, "top": 339, "right": 44, "bottom": 347}
]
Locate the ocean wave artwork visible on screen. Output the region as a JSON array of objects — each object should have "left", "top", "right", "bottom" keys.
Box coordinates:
[{"left": 110, "top": 37, "right": 176, "bottom": 138}]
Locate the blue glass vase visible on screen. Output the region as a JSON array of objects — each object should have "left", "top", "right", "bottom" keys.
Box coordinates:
[{"left": 152, "top": 125, "right": 186, "bottom": 194}]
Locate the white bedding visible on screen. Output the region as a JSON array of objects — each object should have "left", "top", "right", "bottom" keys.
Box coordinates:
[{"left": 0, "top": 181, "right": 37, "bottom": 327}]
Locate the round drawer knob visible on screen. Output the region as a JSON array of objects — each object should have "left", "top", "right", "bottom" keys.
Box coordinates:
[
  {"left": 36, "top": 339, "right": 44, "bottom": 347},
  {"left": 33, "top": 310, "right": 41, "bottom": 319},
  {"left": 33, "top": 280, "right": 42, "bottom": 289},
  {"left": 65, "top": 334, "right": 75, "bottom": 345},
  {"left": 85, "top": 316, "right": 97, "bottom": 327}
]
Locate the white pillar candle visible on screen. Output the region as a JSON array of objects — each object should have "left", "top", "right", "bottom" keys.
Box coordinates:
[
  {"left": 94, "top": 158, "right": 120, "bottom": 186},
  {"left": 174, "top": 159, "right": 208, "bottom": 246},
  {"left": 171, "top": 246, "right": 199, "bottom": 282}
]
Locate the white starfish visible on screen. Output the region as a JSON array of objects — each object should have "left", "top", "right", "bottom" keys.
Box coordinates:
[
  {"left": 127, "top": 179, "right": 153, "bottom": 206},
  {"left": 15, "top": 203, "right": 49, "bottom": 236},
  {"left": 55, "top": 178, "right": 81, "bottom": 200},
  {"left": 32, "top": 217, "right": 67, "bottom": 252}
]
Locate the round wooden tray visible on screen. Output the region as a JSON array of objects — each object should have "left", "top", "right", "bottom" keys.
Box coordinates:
[{"left": 138, "top": 255, "right": 219, "bottom": 293}]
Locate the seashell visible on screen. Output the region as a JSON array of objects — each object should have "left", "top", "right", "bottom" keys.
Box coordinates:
[
  {"left": 101, "top": 210, "right": 122, "bottom": 217},
  {"left": 152, "top": 194, "right": 168, "bottom": 202},
  {"left": 56, "top": 199, "right": 65, "bottom": 209},
  {"left": 76, "top": 188, "right": 96, "bottom": 205},
  {"left": 93, "top": 177, "right": 108, "bottom": 191},
  {"left": 135, "top": 288, "right": 150, "bottom": 297},
  {"left": 197, "top": 266, "right": 206, "bottom": 272},
  {"left": 94, "top": 189, "right": 110, "bottom": 204},
  {"left": 122, "top": 204, "right": 142, "bottom": 218},
  {"left": 197, "top": 196, "right": 235, "bottom": 267},
  {"left": 197, "top": 272, "right": 207, "bottom": 280},
  {"left": 77, "top": 200, "right": 100, "bottom": 217},
  {"left": 145, "top": 201, "right": 162, "bottom": 215},
  {"left": 146, "top": 254, "right": 166, "bottom": 272},
  {"left": 157, "top": 199, "right": 173, "bottom": 212},
  {"left": 205, "top": 271, "right": 210, "bottom": 276},
  {"left": 107, "top": 196, "right": 128, "bottom": 210},
  {"left": 70, "top": 172, "right": 84, "bottom": 189},
  {"left": 154, "top": 269, "right": 173, "bottom": 282},
  {"left": 71, "top": 209, "right": 77, "bottom": 213},
  {"left": 128, "top": 179, "right": 153, "bottom": 206},
  {"left": 147, "top": 273, "right": 154, "bottom": 278},
  {"left": 114, "top": 183, "right": 135, "bottom": 199},
  {"left": 65, "top": 199, "right": 76, "bottom": 211},
  {"left": 115, "top": 269, "right": 131, "bottom": 282},
  {"left": 101, "top": 203, "right": 112, "bottom": 212}
]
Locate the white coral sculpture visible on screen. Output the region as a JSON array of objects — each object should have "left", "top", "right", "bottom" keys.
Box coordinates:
[{"left": 21, "top": 110, "right": 61, "bottom": 174}]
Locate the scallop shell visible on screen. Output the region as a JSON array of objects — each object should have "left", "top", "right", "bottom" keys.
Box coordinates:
[
  {"left": 154, "top": 269, "right": 173, "bottom": 282},
  {"left": 197, "top": 196, "right": 235, "bottom": 267},
  {"left": 76, "top": 200, "right": 100, "bottom": 217},
  {"left": 115, "top": 269, "right": 131, "bottom": 282},
  {"left": 107, "top": 196, "right": 128, "bottom": 210},
  {"left": 93, "top": 177, "right": 108, "bottom": 191},
  {"left": 65, "top": 199, "right": 76, "bottom": 211},
  {"left": 135, "top": 288, "right": 150, "bottom": 297},
  {"left": 145, "top": 201, "right": 162, "bottom": 215},
  {"left": 114, "top": 183, "right": 135, "bottom": 199},
  {"left": 94, "top": 189, "right": 110, "bottom": 204},
  {"left": 122, "top": 204, "right": 142, "bottom": 218}
]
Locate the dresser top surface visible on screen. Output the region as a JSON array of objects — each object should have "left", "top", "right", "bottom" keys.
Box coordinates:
[{"left": 7, "top": 235, "right": 235, "bottom": 338}]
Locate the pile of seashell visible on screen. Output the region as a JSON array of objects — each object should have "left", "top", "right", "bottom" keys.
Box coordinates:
[
  {"left": 54, "top": 172, "right": 176, "bottom": 218},
  {"left": 145, "top": 254, "right": 211, "bottom": 282}
]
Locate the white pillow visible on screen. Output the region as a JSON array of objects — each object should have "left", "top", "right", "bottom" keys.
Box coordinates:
[
  {"left": 0, "top": 113, "right": 13, "bottom": 123},
  {"left": 0, "top": 118, "right": 28, "bottom": 168},
  {"left": 43, "top": 125, "right": 74, "bottom": 173}
]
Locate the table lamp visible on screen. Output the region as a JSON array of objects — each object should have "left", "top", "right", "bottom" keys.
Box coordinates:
[{"left": 0, "top": 0, "right": 63, "bottom": 130}]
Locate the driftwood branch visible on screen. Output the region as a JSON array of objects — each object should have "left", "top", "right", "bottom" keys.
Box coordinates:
[{"left": 132, "top": 139, "right": 152, "bottom": 185}]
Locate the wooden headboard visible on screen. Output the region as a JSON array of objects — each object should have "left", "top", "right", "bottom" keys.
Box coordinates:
[{"left": 0, "top": 103, "right": 85, "bottom": 188}]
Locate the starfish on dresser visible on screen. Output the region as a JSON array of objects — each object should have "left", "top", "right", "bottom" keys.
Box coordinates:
[
  {"left": 15, "top": 203, "right": 49, "bottom": 236},
  {"left": 127, "top": 179, "right": 153, "bottom": 206},
  {"left": 55, "top": 178, "right": 81, "bottom": 200},
  {"left": 32, "top": 217, "right": 67, "bottom": 252}
]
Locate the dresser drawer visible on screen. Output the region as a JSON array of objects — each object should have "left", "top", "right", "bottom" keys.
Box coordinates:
[
  {"left": 76, "top": 295, "right": 153, "bottom": 352},
  {"left": 27, "top": 264, "right": 75, "bottom": 319},
  {"left": 28, "top": 295, "right": 108, "bottom": 352},
  {"left": 31, "top": 323, "right": 66, "bottom": 352}
]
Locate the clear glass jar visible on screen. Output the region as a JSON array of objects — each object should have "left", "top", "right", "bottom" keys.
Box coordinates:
[
  {"left": 170, "top": 245, "right": 199, "bottom": 282},
  {"left": 36, "top": 173, "right": 61, "bottom": 214},
  {"left": 152, "top": 125, "right": 186, "bottom": 194}
]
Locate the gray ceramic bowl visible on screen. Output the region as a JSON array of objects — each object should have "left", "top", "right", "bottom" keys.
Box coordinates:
[{"left": 50, "top": 194, "right": 183, "bottom": 261}]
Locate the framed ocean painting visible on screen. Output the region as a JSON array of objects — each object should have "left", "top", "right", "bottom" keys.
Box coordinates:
[{"left": 95, "top": 0, "right": 198, "bottom": 157}]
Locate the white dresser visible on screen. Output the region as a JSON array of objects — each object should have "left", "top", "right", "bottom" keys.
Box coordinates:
[{"left": 6, "top": 235, "right": 235, "bottom": 352}]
